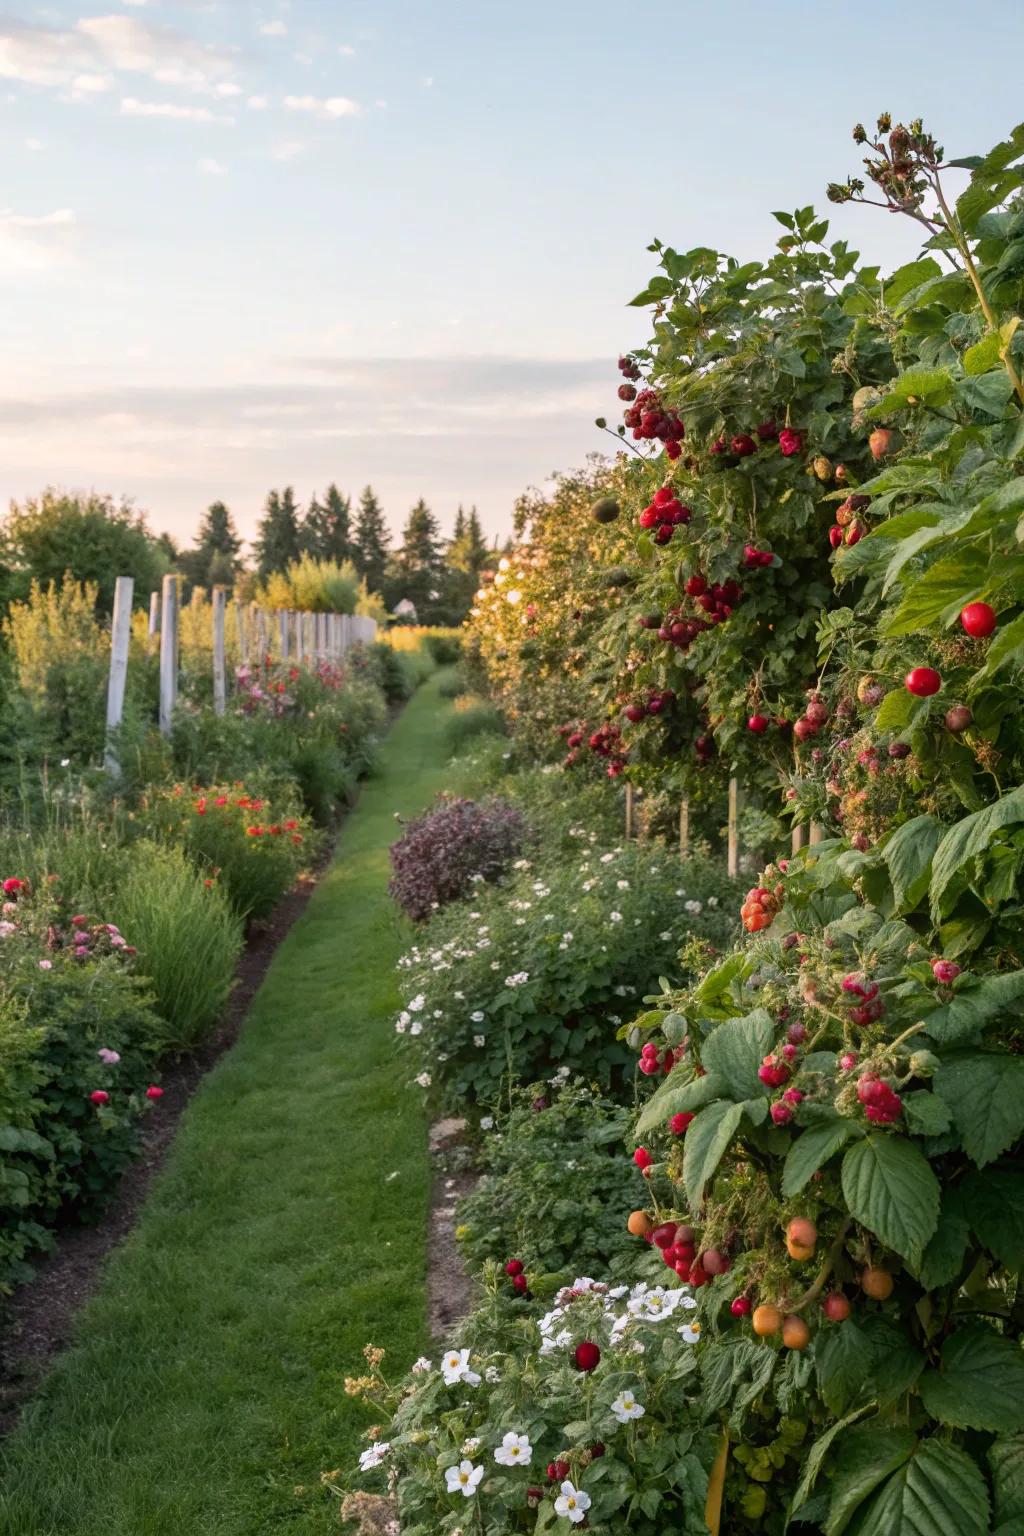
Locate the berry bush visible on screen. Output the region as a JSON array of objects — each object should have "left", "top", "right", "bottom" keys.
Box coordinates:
[{"left": 388, "top": 793, "right": 531, "bottom": 922}]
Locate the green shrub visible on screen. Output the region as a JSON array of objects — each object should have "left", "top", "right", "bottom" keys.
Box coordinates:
[
  {"left": 395, "top": 841, "right": 739, "bottom": 1106},
  {"left": 105, "top": 842, "right": 243, "bottom": 1053},
  {"left": 423, "top": 631, "right": 462, "bottom": 666},
  {"left": 444, "top": 699, "right": 505, "bottom": 753},
  {"left": 437, "top": 666, "right": 468, "bottom": 701},
  {"left": 457, "top": 1080, "right": 637, "bottom": 1279}
]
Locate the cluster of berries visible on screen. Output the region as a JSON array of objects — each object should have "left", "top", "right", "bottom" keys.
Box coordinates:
[
  {"left": 504, "top": 1258, "right": 529, "bottom": 1296},
  {"left": 741, "top": 881, "right": 783, "bottom": 933},
  {"left": 841, "top": 972, "right": 885, "bottom": 1026},
  {"left": 638, "top": 485, "right": 692, "bottom": 545},
  {"left": 743, "top": 543, "right": 775, "bottom": 569},
  {"left": 856, "top": 1074, "right": 902, "bottom": 1124},
  {"left": 622, "top": 390, "right": 686, "bottom": 458},
  {"left": 829, "top": 492, "right": 870, "bottom": 550},
  {"left": 686, "top": 574, "right": 744, "bottom": 622},
  {"left": 793, "top": 691, "right": 831, "bottom": 744},
  {"left": 617, "top": 354, "right": 642, "bottom": 382},
  {"left": 624, "top": 689, "right": 676, "bottom": 724},
  {"left": 638, "top": 1040, "right": 683, "bottom": 1077},
  {"left": 709, "top": 421, "right": 803, "bottom": 459},
  {"left": 651, "top": 1221, "right": 704, "bottom": 1282}
]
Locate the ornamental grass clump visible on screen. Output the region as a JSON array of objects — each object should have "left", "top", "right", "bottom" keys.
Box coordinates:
[{"left": 388, "top": 794, "right": 531, "bottom": 922}]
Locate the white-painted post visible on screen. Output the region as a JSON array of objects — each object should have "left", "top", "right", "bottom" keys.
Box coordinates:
[
  {"left": 329, "top": 613, "right": 340, "bottom": 658},
  {"left": 147, "top": 590, "right": 160, "bottom": 654},
  {"left": 278, "top": 609, "right": 290, "bottom": 663},
  {"left": 809, "top": 822, "right": 825, "bottom": 846},
  {"left": 235, "top": 600, "right": 248, "bottom": 668},
  {"left": 339, "top": 614, "right": 352, "bottom": 654},
  {"left": 158, "top": 574, "right": 179, "bottom": 737},
  {"left": 792, "top": 823, "right": 807, "bottom": 856},
  {"left": 254, "top": 606, "right": 267, "bottom": 666},
  {"left": 294, "top": 610, "right": 306, "bottom": 667},
  {"left": 104, "top": 575, "right": 134, "bottom": 776},
  {"left": 727, "top": 778, "right": 743, "bottom": 879},
  {"left": 679, "top": 800, "right": 690, "bottom": 860},
  {"left": 212, "top": 586, "right": 227, "bottom": 717}
]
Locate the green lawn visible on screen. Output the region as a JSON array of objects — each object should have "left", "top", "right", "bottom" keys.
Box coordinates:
[{"left": 0, "top": 676, "right": 462, "bottom": 1536}]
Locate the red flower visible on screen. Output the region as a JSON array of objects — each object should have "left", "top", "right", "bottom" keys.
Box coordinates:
[
  {"left": 284, "top": 820, "right": 298, "bottom": 832},
  {"left": 246, "top": 826, "right": 264, "bottom": 838},
  {"left": 269, "top": 825, "right": 282, "bottom": 836},
  {"left": 215, "top": 795, "right": 228, "bottom": 807},
  {"left": 146, "top": 1086, "right": 164, "bottom": 1101},
  {"left": 194, "top": 799, "right": 207, "bottom": 815},
  {"left": 90, "top": 1090, "right": 110, "bottom": 1106},
  {"left": 778, "top": 427, "right": 803, "bottom": 457},
  {"left": 291, "top": 835, "right": 303, "bottom": 845},
  {"left": 2, "top": 877, "right": 25, "bottom": 895}
]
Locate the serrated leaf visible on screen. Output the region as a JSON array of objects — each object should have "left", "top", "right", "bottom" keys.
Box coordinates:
[
  {"left": 865, "top": 365, "right": 954, "bottom": 418},
  {"left": 991, "top": 1434, "right": 1024, "bottom": 1525},
  {"left": 884, "top": 545, "right": 992, "bottom": 635},
  {"left": 980, "top": 613, "right": 1024, "bottom": 680},
  {"left": 683, "top": 1099, "right": 744, "bottom": 1208},
  {"left": 635, "top": 1069, "right": 725, "bottom": 1136},
  {"left": 840, "top": 1438, "right": 989, "bottom": 1536},
  {"left": 880, "top": 814, "right": 942, "bottom": 912},
  {"left": 858, "top": 1315, "right": 926, "bottom": 1404},
  {"left": 700, "top": 1009, "right": 776, "bottom": 1100},
  {"left": 824, "top": 1422, "right": 917, "bottom": 1536},
  {"left": 782, "top": 1118, "right": 859, "bottom": 1198},
  {"left": 964, "top": 331, "right": 1005, "bottom": 375},
  {"left": 874, "top": 689, "right": 929, "bottom": 734},
  {"left": 789, "top": 1407, "right": 873, "bottom": 1517},
  {"left": 919, "top": 1322, "right": 1024, "bottom": 1432},
  {"left": 813, "top": 1320, "right": 872, "bottom": 1416},
  {"left": 883, "top": 259, "right": 943, "bottom": 307},
  {"left": 929, "top": 786, "right": 1024, "bottom": 919},
  {"left": 901, "top": 1092, "right": 952, "bottom": 1138},
  {"left": 841, "top": 1135, "right": 940, "bottom": 1264},
  {"left": 962, "top": 1166, "right": 1024, "bottom": 1269},
  {"left": 915, "top": 1194, "right": 970, "bottom": 1288},
  {"left": 922, "top": 970, "right": 1024, "bottom": 1047},
  {"left": 934, "top": 1053, "right": 1024, "bottom": 1167}
]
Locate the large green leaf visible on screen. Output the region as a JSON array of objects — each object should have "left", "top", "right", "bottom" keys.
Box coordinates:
[
  {"left": 929, "top": 786, "right": 1024, "bottom": 919},
  {"left": 700, "top": 1009, "right": 776, "bottom": 1100},
  {"left": 841, "top": 1136, "right": 940, "bottom": 1264},
  {"left": 915, "top": 1194, "right": 970, "bottom": 1289},
  {"left": 789, "top": 1407, "right": 874, "bottom": 1517},
  {"left": 858, "top": 1316, "right": 926, "bottom": 1404},
  {"left": 683, "top": 1099, "right": 744, "bottom": 1208},
  {"left": 962, "top": 1166, "right": 1024, "bottom": 1270},
  {"left": 934, "top": 1054, "right": 1024, "bottom": 1167},
  {"left": 782, "top": 1118, "right": 860, "bottom": 1199},
  {"left": 922, "top": 970, "right": 1024, "bottom": 1047},
  {"left": 919, "top": 1322, "right": 1024, "bottom": 1432},
  {"left": 863, "top": 365, "right": 953, "bottom": 417},
  {"left": 634, "top": 1068, "right": 725, "bottom": 1136},
  {"left": 990, "top": 1434, "right": 1024, "bottom": 1526},
  {"left": 839, "top": 1439, "right": 989, "bottom": 1536},
  {"left": 980, "top": 613, "right": 1024, "bottom": 680},
  {"left": 824, "top": 1422, "right": 917, "bottom": 1536},
  {"left": 874, "top": 689, "right": 929, "bottom": 735},
  {"left": 813, "top": 1319, "right": 873, "bottom": 1416},
  {"left": 884, "top": 546, "right": 993, "bottom": 635},
  {"left": 880, "top": 814, "right": 942, "bottom": 912}
]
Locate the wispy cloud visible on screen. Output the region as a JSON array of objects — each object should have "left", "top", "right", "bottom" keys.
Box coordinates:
[
  {"left": 197, "top": 157, "right": 228, "bottom": 175},
  {"left": 0, "top": 15, "right": 237, "bottom": 96},
  {"left": 0, "top": 207, "right": 77, "bottom": 274},
  {"left": 284, "top": 93, "right": 360, "bottom": 119},
  {"left": 259, "top": 20, "right": 288, "bottom": 37},
  {"left": 338, "top": 44, "right": 356, "bottom": 56},
  {"left": 247, "top": 94, "right": 268, "bottom": 110},
  {"left": 271, "top": 139, "right": 305, "bottom": 162},
  {"left": 121, "top": 96, "right": 234, "bottom": 123}
]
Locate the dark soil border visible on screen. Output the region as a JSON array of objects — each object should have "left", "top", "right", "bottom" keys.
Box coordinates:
[{"left": 0, "top": 815, "right": 346, "bottom": 1434}]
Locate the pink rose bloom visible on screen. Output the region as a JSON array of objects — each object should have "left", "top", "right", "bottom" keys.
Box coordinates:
[
  {"left": 38, "top": 959, "right": 53, "bottom": 970},
  {"left": 98, "top": 1048, "right": 121, "bottom": 1065}
]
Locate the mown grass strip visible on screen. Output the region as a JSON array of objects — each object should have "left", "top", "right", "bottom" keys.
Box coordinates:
[{"left": 0, "top": 676, "right": 460, "bottom": 1536}]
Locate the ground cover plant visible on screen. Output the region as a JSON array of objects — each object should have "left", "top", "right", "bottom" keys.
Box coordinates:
[{"left": 388, "top": 792, "right": 531, "bottom": 921}]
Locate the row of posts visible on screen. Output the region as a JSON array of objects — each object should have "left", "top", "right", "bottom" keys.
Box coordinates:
[
  {"left": 104, "top": 575, "right": 378, "bottom": 774},
  {"left": 624, "top": 781, "right": 824, "bottom": 876}
]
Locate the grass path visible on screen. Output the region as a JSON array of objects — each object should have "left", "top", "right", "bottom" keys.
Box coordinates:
[{"left": 0, "top": 677, "right": 459, "bottom": 1536}]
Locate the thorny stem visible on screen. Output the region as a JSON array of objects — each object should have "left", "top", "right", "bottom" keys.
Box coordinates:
[
  {"left": 598, "top": 424, "right": 650, "bottom": 461},
  {"left": 929, "top": 170, "right": 1024, "bottom": 409}
]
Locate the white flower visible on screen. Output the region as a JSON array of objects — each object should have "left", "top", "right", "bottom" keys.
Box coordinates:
[
  {"left": 600, "top": 853, "right": 615, "bottom": 864},
  {"left": 611, "top": 1390, "right": 645, "bottom": 1424},
  {"left": 679, "top": 1321, "right": 702, "bottom": 1344},
  {"left": 628, "top": 1286, "right": 684, "bottom": 1321},
  {"left": 441, "top": 1348, "right": 481, "bottom": 1387},
  {"left": 609, "top": 911, "right": 623, "bottom": 924},
  {"left": 504, "top": 972, "right": 529, "bottom": 988},
  {"left": 479, "top": 1115, "right": 494, "bottom": 1131},
  {"left": 474, "top": 1035, "right": 486, "bottom": 1048},
  {"left": 708, "top": 896, "right": 719, "bottom": 908},
  {"left": 616, "top": 879, "right": 630, "bottom": 890},
  {"left": 685, "top": 899, "right": 703, "bottom": 915},
  {"left": 445, "top": 1459, "right": 484, "bottom": 1498},
  {"left": 485, "top": 1365, "right": 502, "bottom": 1383},
  {"left": 461, "top": 1436, "right": 481, "bottom": 1455},
  {"left": 659, "top": 931, "right": 673, "bottom": 942},
  {"left": 494, "top": 1430, "right": 532, "bottom": 1467},
  {"left": 408, "top": 994, "right": 425, "bottom": 1012},
  {"left": 554, "top": 1481, "right": 591, "bottom": 1523},
  {"left": 433, "top": 1009, "right": 444, "bottom": 1019},
  {"left": 415, "top": 1072, "right": 432, "bottom": 1088},
  {"left": 394, "top": 1019, "right": 407, "bottom": 1034},
  {"left": 411, "top": 1356, "right": 432, "bottom": 1373},
  {"left": 471, "top": 1010, "right": 485, "bottom": 1023},
  {"left": 410, "top": 1021, "right": 423, "bottom": 1036},
  {"left": 358, "top": 1441, "right": 391, "bottom": 1471}
]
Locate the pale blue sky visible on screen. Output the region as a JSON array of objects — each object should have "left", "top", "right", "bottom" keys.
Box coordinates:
[{"left": 1, "top": 0, "right": 1022, "bottom": 550}]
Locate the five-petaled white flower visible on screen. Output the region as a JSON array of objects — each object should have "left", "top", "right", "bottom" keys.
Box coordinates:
[
  {"left": 441, "top": 1347, "right": 481, "bottom": 1386},
  {"left": 358, "top": 1441, "right": 391, "bottom": 1471},
  {"left": 445, "top": 1459, "right": 484, "bottom": 1498},
  {"left": 554, "top": 1481, "right": 591, "bottom": 1523},
  {"left": 679, "top": 1321, "right": 702, "bottom": 1344},
  {"left": 411, "top": 1356, "right": 431, "bottom": 1373},
  {"left": 414, "top": 1071, "right": 432, "bottom": 1088},
  {"left": 494, "top": 1430, "right": 532, "bottom": 1466},
  {"left": 471, "top": 1010, "right": 485, "bottom": 1022},
  {"left": 611, "top": 1390, "right": 645, "bottom": 1424}
]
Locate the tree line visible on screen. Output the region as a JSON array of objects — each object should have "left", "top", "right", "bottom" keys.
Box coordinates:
[{"left": 0, "top": 486, "right": 500, "bottom": 627}]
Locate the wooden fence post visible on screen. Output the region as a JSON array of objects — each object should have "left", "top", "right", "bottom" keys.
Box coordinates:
[
  {"left": 254, "top": 606, "right": 267, "bottom": 665},
  {"left": 679, "top": 800, "right": 690, "bottom": 860},
  {"left": 104, "top": 575, "right": 134, "bottom": 776},
  {"left": 791, "top": 823, "right": 807, "bottom": 856},
  {"left": 727, "top": 778, "right": 743, "bottom": 879},
  {"left": 625, "top": 783, "right": 635, "bottom": 842},
  {"left": 212, "top": 586, "right": 227, "bottom": 717},
  {"left": 235, "top": 600, "right": 248, "bottom": 668},
  {"left": 809, "top": 822, "right": 825, "bottom": 846},
  {"left": 147, "top": 590, "right": 160, "bottom": 654},
  {"left": 278, "top": 609, "right": 290, "bottom": 663},
  {"left": 159, "top": 574, "right": 179, "bottom": 737}
]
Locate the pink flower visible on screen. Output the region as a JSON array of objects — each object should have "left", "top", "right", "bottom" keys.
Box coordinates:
[
  {"left": 146, "top": 1086, "right": 164, "bottom": 1101},
  {"left": 98, "top": 1048, "right": 121, "bottom": 1065},
  {"left": 38, "top": 959, "right": 53, "bottom": 970},
  {"left": 90, "top": 1090, "right": 110, "bottom": 1106}
]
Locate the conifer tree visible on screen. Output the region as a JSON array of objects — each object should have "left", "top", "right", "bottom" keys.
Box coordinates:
[{"left": 352, "top": 486, "right": 390, "bottom": 592}]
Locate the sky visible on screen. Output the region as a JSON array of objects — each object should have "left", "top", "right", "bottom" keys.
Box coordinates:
[{"left": 1, "top": 0, "right": 1023, "bottom": 555}]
